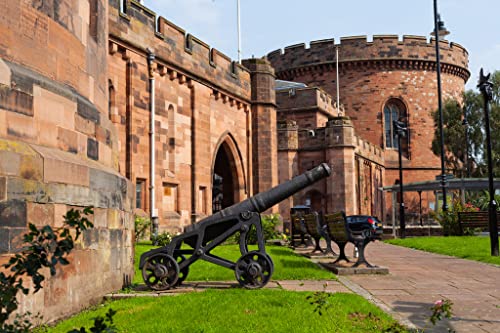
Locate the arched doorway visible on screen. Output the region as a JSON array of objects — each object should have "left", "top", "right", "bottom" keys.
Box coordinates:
[{"left": 212, "top": 141, "right": 241, "bottom": 213}]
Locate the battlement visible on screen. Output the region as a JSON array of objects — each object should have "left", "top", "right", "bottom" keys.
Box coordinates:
[
  {"left": 267, "top": 34, "right": 469, "bottom": 80},
  {"left": 109, "top": 0, "right": 250, "bottom": 99},
  {"left": 354, "top": 135, "right": 384, "bottom": 163}
]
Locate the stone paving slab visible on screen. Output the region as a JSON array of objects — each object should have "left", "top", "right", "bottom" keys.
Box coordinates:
[{"left": 342, "top": 242, "right": 500, "bottom": 333}]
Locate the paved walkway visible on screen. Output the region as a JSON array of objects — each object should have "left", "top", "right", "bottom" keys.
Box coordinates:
[{"left": 339, "top": 242, "right": 500, "bottom": 333}]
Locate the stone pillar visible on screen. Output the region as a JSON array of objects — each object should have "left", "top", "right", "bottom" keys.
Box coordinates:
[
  {"left": 242, "top": 59, "right": 278, "bottom": 209},
  {"left": 325, "top": 117, "right": 357, "bottom": 215},
  {"left": 277, "top": 120, "right": 299, "bottom": 222}
]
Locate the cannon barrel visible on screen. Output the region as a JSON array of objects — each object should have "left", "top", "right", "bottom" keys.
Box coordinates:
[{"left": 198, "top": 163, "right": 331, "bottom": 225}]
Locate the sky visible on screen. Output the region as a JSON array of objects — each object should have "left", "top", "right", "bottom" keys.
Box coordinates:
[{"left": 143, "top": 0, "right": 500, "bottom": 90}]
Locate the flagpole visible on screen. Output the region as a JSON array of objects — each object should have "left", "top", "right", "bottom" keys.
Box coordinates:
[
  {"left": 237, "top": 0, "right": 242, "bottom": 63},
  {"left": 336, "top": 46, "right": 340, "bottom": 116}
]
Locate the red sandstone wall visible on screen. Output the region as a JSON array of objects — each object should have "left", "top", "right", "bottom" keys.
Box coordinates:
[
  {"left": 0, "top": 0, "right": 134, "bottom": 322},
  {"left": 108, "top": 1, "right": 253, "bottom": 230}
]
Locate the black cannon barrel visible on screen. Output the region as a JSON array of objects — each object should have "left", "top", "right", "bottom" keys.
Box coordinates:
[{"left": 200, "top": 163, "right": 331, "bottom": 225}]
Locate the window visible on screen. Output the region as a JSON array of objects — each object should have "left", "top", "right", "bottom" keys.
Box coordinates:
[
  {"left": 119, "top": 0, "right": 127, "bottom": 14},
  {"left": 108, "top": 80, "right": 115, "bottom": 118},
  {"left": 199, "top": 186, "right": 207, "bottom": 214},
  {"left": 384, "top": 99, "right": 408, "bottom": 152},
  {"left": 136, "top": 179, "right": 146, "bottom": 209},
  {"left": 89, "top": 0, "right": 98, "bottom": 42},
  {"left": 163, "top": 183, "right": 178, "bottom": 212}
]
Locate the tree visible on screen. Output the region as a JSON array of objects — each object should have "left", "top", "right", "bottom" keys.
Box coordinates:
[{"left": 431, "top": 70, "right": 500, "bottom": 177}]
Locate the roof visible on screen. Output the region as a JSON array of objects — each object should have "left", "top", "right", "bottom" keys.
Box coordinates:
[
  {"left": 382, "top": 178, "right": 500, "bottom": 192},
  {"left": 275, "top": 79, "right": 308, "bottom": 91}
]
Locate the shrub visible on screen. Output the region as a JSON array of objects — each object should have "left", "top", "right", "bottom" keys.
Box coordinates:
[
  {"left": 222, "top": 214, "right": 285, "bottom": 245},
  {"left": 431, "top": 199, "right": 480, "bottom": 236},
  {"left": 134, "top": 215, "right": 151, "bottom": 241},
  {"left": 152, "top": 231, "right": 173, "bottom": 246}
]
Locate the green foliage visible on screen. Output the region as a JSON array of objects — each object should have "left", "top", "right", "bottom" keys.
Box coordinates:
[
  {"left": 151, "top": 231, "right": 172, "bottom": 247},
  {"left": 469, "top": 190, "right": 500, "bottom": 211},
  {"left": 431, "top": 71, "right": 500, "bottom": 177},
  {"left": 0, "top": 207, "right": 94, "bottom": 332},
  {"left": 67, "top": 309, "right": 117, "bottom": 333},
  {"left": 134, "top": 216, "right": 151, "bottom": 241},
  {"left": 430, "top": 299, "right": 453, "bottom": 326},
  {"left": 226, "top": 214, "right": 284, "bottom": 245},
  {"left": 306, "top": 282, "right": 333, "bottom": 316},
  {"left": 246, "top": 214, "right": 282, "bottom": 244},
  {"left": 431, "top": 199, "right": 479, "bottom": 236},
  {"left": 0, "top": 207, "right": 118, "bottom": 333}
]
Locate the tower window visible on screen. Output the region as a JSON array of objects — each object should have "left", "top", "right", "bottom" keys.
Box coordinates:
[{"left": 384, "top": 99, "right": 409, "bottom": 156}]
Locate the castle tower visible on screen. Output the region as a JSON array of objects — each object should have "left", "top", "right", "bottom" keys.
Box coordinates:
[{"left": 268, "top": 35, "right": 469, "bottom": 219}]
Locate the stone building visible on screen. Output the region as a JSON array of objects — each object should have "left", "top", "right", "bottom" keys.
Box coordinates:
[
  {"left": 0, "top": 0, "right": 468, "bottom": 322},
  {"left": 268, "top": 36, "right": 469, "bottom": 222}
]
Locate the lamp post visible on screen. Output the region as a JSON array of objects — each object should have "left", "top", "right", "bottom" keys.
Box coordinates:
[
  {"left": 478, "top": 69, "right": 499, "bottom": 257},
  {"left": 432, "top": 0, "right": 449, "bottom": 212},
  {"left": 394, "top": 120, "right": 408, "bottom": 238}
]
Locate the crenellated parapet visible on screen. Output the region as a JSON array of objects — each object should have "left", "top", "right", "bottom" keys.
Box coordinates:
[
  {"left": 109, "top": 0, "right": 250, "bottom": 100},
  {"left": 354, "top": 135, "right": 384, "bottom": 165},
  {"left": 267, "top": 35, "right": 469, "bottom": 81}
]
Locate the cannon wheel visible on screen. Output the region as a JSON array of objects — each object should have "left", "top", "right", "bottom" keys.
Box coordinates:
[
  {"left": 142, "top": 253, "right": 179, "bottom": 291},
  {"left": 173, "top": 253, "right": 189, "bottom": 286},
  {"left": 235, "top": 251, "right": 273, "bottom": 289}
]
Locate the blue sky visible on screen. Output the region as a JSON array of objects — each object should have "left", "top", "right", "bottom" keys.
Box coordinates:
[{"left": 143, "top": 0, "right": 499, "bottom": 90}]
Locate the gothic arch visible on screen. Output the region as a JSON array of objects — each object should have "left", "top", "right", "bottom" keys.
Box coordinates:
[
  {"left": 383, "top": 97, "right": 410, "bottom": 158},
  {"left": 210, "top": 132, "right": 247, "bottom": 213}
]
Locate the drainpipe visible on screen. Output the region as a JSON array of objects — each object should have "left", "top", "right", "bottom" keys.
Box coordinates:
[
  {"left": 190, "top": 82, "right": 197, "bottom": 224},
  {"left": 147, "top": 49, "right": 158, "bottom": 243}
]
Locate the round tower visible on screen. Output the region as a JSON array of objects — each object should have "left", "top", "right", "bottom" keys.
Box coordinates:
[{"left": 267, "top": 35, "right": 469, "bottom": 207}]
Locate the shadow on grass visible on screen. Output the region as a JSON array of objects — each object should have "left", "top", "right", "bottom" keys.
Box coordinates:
[
  {"left": 268, "top": 247, "right": 302, "bottom": 257},
  {"left": 278, "top": 259, "right": 320, "bottom": 269}
]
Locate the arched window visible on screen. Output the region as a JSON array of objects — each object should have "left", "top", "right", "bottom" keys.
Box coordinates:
[
  {"left": 108, "top": 80, "right": 115, "bottom": 120},
  {"left": 384, "top": 99, "right": 409, "bottom": 155},
  {"left": 89, "top": 0, "right": 98, "bottom": 42}
]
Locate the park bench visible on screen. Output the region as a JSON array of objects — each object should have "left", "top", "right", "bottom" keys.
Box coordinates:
[
  {"left": 458, "top": 211, "right": 500, "bottom": 235},
  {"left": 290, "top": 213, "right": 309, "bottom": 247},
  {"left": 302, "top": 213, "right": 335, "bottom": 254},
  {"left": 323, "top": 211, "right": 377, "bottom": 267}
]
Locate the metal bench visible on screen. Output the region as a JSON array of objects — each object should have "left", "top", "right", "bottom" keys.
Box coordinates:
[
  {"left": 303, "top": 213, "right": 335, "bottom": 254},
  {"left": 458, "top": 211, "right": 500, "bottom": 235},
  {"left": 290, "top": 213, "right": 309, "bottom": 247},
  {"left": 323, "top": 211, "right": 377, "bottom": 267}
]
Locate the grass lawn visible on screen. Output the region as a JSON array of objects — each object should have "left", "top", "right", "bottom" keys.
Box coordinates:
[
  {"left": 134, "top": 243, "right": 334, "bottom": 285},
  {"left": 47, "top": 289, "right": 407, "bottom": 333},
  {"left": 385, "top": 236, "right": 500, "bottom": 265}
]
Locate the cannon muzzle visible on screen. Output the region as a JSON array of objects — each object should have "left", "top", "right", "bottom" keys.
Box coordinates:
[{"left": 197, "top": 163, "right": 331, "bottom": 226}]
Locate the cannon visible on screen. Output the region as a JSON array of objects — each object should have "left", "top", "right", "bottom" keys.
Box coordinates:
[{"left": 139, "top": 163, "right": 331, "bottom": 290}]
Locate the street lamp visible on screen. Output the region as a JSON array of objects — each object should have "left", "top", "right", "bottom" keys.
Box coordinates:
[
  {"left": 478, "top": 69, "right": 499, "bottom": 257},
  {"left": 432, "top": 0, "right": 450, "bottom": 212},
  {"left": 394, "top": 120, "right": 408, "bottom": 238}
]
